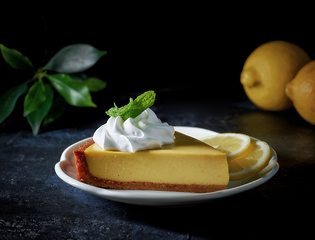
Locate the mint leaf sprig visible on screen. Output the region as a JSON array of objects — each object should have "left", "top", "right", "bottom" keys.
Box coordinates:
[
  {"left": 106, "top": 90, "right": 156, "bottom": 121},
  {"left": 0, "top": 43, "right": 107, "bottom": 135}
]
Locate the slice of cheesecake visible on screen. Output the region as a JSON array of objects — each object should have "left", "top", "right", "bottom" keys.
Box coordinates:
[{"left": 74, "top": 132, "right": 229, "bottom": 193}]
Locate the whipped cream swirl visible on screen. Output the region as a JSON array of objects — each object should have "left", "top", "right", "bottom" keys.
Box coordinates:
[{"left": 93, "top": 108, "right": 175, "bottom": 152}]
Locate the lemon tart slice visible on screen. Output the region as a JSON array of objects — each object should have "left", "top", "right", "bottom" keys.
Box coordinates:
[{"left": 73, "top": 132, "right": 229, "bottom": 193}]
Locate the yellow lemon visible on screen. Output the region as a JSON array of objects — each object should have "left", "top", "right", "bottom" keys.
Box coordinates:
[
  {"left": 199, "top": 133, "right": 251, "bottom": 160},
  {"left": 285, "top": 60, "right": 315, "bottom": 125},
  {"left": 241, "top": 41, "right": 311, "bottom": 111},
  {"left": 228, "top": 139, "right": 272, "bottom": 180}
]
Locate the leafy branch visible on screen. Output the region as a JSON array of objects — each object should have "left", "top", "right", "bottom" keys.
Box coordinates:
[{"left": 0, "top": 43, "right": 107, "bottom": 135}]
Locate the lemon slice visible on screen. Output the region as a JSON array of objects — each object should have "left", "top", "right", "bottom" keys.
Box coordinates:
[
  {"left": 200, "top": 133, "right": 251, "bottom": 159},
  {"left": 228, "top": 139, "right": 272, "bottom": 180}
]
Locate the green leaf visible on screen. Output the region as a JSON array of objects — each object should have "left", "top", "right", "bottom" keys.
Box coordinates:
[
  {"left": 43, "top": 44, "right": 107, "bottom": 73},
  {"left": 46, "top": 73, "right": 96, "bottom": 107},
  {"left": 43, "top": 96, "right": 66, "bottom": 126},
  {"left": 106, "top": 90, "right": 156, "bottom": 120},
  {"left": 83, "top": 77, "right": 107, "bottom": 92},
  {"left": 0, "top": 44, "right": 34, "bottom": 71},
  {"left": 26, "top": 84, "right": 54, "bottom": 135},
  {"left": 68, "top": 74, "right": 84, "bottom": 82},
  {"left": 23, "top": 81, "right": 46, "bottom": 117},
  {"left": 0, "top": 82, "right": 28, "bottom": 123}
]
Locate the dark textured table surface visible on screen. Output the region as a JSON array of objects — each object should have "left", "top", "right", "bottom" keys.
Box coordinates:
[{"left": 1, "top": 91, "right": 314, "bottom": 239}]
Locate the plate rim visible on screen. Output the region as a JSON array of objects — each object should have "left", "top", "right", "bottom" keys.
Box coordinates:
[{"left": 55, "top": 126, "right": 279, "bottom": 206}]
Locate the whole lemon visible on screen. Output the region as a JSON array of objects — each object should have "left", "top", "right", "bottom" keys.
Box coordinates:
[
  {"left": 241, "top": 41, "right": 311, "bottom": 111},
  {"left": 285, "top": 60, "right": 315, "bottom": 125}
]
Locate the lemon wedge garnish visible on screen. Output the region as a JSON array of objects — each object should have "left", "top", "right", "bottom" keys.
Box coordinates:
[
  {"left": 228, "top": 139, "right": 272, "bottom": 180},
  {"left": 200, "top": 133, "right": 272, "bottom": 180},
  {"left": 200, "top": 133, "right": 251, "bottom": 160}
]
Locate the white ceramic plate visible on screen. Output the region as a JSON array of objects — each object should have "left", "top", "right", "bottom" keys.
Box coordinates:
[{"left": 55, "top": 126, "right": 279, "bottom": 206}]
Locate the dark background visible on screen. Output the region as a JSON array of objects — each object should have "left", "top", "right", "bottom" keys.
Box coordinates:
[
  {"left": 1, "top": 5, "right": 314, "bottom": 239},
  {"left": 1, "top": 4, "right": 314, "bottom": 128}
]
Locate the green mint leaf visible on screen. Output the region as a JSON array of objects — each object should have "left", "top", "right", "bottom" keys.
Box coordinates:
[
  {"left": 0, "top": 44, "right": 34, "bottom": 71},
  {"left": 23, "top": 81, "right": 46, "bottom": 117},
  {"left": 27, "top": 84, "right": 54, "bottom": 135},
  {"left": 0, "top": 82, "right": 28, "bottom": 123},
  {"left": 83, "top": 77, "right": 107, "bottom": 92},
  {"left": 43, "top": 44, "right": 107, "bottom": 73},
  {"left": 105, "top": 99, "right": 133, "bottom": 118},
  {"left": 106, "top": 90, "right": 156, "bottom": 121},
  {"left": 46, "top": 73, "right": 97, "bottom": 107}
]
